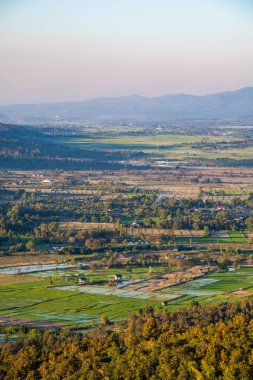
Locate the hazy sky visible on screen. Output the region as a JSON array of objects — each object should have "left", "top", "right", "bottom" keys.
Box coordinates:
[{"left": 0, "top": 0, "right": 253, "bottom": 104}]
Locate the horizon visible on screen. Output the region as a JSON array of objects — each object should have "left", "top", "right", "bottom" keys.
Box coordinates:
[
  {"left": 1, "top": 0, "right": 253, "bottom": 105},
  {"left": 0, "top": 86, "right": 252, "bottom": 108}
]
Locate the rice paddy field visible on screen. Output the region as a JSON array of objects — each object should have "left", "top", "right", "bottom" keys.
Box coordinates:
[
  {"left": 162, "top": 268, "right": 253, "bottom": 302},
  {"left": 0, "top": 280, "right": 159, "bottom": 326},
  {"left": 0, "top": 265, "right": 252, "bottom": 327}
]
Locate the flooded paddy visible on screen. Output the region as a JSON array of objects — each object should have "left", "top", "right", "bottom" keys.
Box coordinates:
[
  {"left": 54, "top": 285, "right": 173, "bottom": 300},
  {"left": 0, "top": 262, "right": 87, "bottom": 275},
  {"left": 0, "top": 266, "right": 252, "bottom": 328}
]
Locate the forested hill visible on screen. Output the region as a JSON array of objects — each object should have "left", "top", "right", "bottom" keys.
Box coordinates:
[
  {"left": 0, "top": 301, "right": 252, "bottom": 379},
  {"left": 0, "top": 123, "right": 140, "bottom": 170}
]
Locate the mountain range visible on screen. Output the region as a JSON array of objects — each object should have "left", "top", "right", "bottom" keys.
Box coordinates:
[{"left": 0, "top": 87, "right": 253, "bottom": 124}]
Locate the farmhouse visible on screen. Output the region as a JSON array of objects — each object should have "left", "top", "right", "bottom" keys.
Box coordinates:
[
  {"left": 216, "top": 205, "right": 225, "bottom": 210},
  {"left": 41, "top": 179, "right": 52, "bottom": 185}
]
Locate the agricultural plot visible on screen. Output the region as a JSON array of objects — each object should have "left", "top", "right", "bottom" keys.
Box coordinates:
[
  {"left": 0, "top": 281, "right": 159, "bottom": 326},
  {"left": 61, "top": 134, "right": 248, "bottom": 162},
  {"left": 59, "top": 222, "right": 115, "bottom": 231},
  {"left": 63, "top": 135, "right": 226, "bottom": 148},
  {"left": 54, "top": 285, "right": 170, "bottom": 300},
  {"left": 159, "top": 267, "right": 253, "bottom": 305},
  {"left": 58, "top": 134, "right": 253, "bottom": 163},
  {"left": 177, "top": 231, "right": 247, "bottom": 244},
  {"left": 0, "top": 263, "right": 80, "bottom": 275},
  {"left": 0, "top": 263, "right": 252, "bottom": 327}
]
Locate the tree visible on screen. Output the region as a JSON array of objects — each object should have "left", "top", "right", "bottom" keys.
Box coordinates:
[
  {"left": 26, "top": 239, "right": 35, "bottom": 251},
  {"left": 101, "top": 315, "right": 110, "bottom": 326},
  {"left": 202, "top": 225, "right": 210, "bottom": 237}
]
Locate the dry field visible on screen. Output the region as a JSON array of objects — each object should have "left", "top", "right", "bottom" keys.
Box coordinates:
[
  {"left": 58, "top": 222, "right": 204, "bottom": 238},
  {"left": 119, "top": 266, "right": 213, "bottom": 293},
  {"left": 2, "top": 168, "right": 253, "bottom": 202},
  {"left": 228, "top": 289, "right": 252, "bottom": 298},
  {"left": 59, "top": 222, "right": 115, "bottom": 230},
  {"left": 127, "top": 228, "right": 203, "bottom": 237},
  {"left": 0, "top": 254, "right": 67, "bottom": 268},
  {"left": 0, "top": 274, "right": 41, "bottom": 285}
]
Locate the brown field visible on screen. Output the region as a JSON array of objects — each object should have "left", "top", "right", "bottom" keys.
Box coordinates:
[
  {"left": 59, "top": 222, "right": 204, "bottom": 237},
  {"left": 59, "top": 222, "right": 115, "bottom": 230},
  {"left": 228, "top": 289, "right": 252, "bottom": 297},
  {"left": 0, "top": 254, "right": 67, "bottom": 268},
  {"left": 0, "top": 274, "right": 42, "bottom": 285},
  {"left": 127, "top": 228, "right": 203, "bottom": 237},
  {"left": 2, "top": 167, "right": 253, "bottom": 203},
  {"left": 119, "top": 266, "right": 214, "bottom": 293}
]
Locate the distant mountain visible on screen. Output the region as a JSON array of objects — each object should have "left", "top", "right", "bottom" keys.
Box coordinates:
[
  {"left": 0, "top": 87, "right": 253, "bottom": 123},
  {"left": 0, "top": 113, "right": 8, "bottom": 122}
]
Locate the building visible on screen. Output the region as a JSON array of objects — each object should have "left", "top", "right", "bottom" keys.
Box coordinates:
[{"left": 41, "top": 179, "right": 52, "bottom": 185}]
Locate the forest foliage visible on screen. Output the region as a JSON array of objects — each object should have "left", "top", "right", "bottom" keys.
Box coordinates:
[{"left": 0, "top": 300, "right": 253, "bottom": 379}]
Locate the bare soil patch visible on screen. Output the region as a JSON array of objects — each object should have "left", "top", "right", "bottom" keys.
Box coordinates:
[
  {"left": 228, "top": 289, "right": 252, "bottom": 297},
  {"left": 0, "top": 254, "right": 65, "bottom": 268}
]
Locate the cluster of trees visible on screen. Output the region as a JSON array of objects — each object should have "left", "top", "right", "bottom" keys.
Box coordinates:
[
  {"left": 215, "top": 157, "right": 253, "bottom": 168},
  {"left": 0, "top": 301, "right": 252, "bottom": 379},
  {"left": 107, "top": 195, "right": 248, "bottom": 231},
  {"left": 0, "top": 189, "right": 251, "bottom": 240},
  {"left": 0, "top": 189, "right": 252, "bottom": 258},
  {"left": 192, "top": 139, "right": 252, "bottom": 151}
]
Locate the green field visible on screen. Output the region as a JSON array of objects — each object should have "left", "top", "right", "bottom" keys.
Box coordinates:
[
  {"left": 61, "top": 134, "right": 236, "bottom": 153},
  {"left": 177, "top": 231, "right": 247, "bottom": 244},
  {"left": 1, "top": 267, "right": 252, "bottom": 327},
  {"left": 0, "top": 280, "right": 159, "bottom": 326},
  {"left": 27, "top": 266, "right": 167, "bottom": 282},
  {"left": 63, "top": 134, "right": 225, "bottom": 146},
  {"left": 163, "top": 267, "right": 253, "bottom": 305},
  {"left": 58, "top": 134, "right": 253, "bottom": 160}
]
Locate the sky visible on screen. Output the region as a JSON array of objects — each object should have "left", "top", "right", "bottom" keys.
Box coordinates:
[{"left": 0, "top": 0, "right": 253, "bottom": 104}]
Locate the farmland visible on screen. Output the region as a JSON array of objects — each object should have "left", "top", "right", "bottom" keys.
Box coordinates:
[
  {"left": 0, "top": 280, "right": 157, "bottom": 326},
  {"left": 0, "top": 264, "right": 252, "bottom": 327},
  {"left": 61, "top": 132, "right": 253, "bottom": 161},
  {"left": 1, "top": 123, "right": 253, "bottom": 331}
]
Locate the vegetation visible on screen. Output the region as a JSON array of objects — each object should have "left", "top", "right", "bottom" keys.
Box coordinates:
[
  {"left": 0, "top": 301, "right": 253, "bottom": 379},
  {"left": 1, "top": 122, "right": 253, "bottom": 378},
  {"left": 0, "top": 123, "right": 144, "bottom": 171}
]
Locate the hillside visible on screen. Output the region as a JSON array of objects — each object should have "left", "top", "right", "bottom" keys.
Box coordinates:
[{"left": 0, "top": 123, "right": 136, "bottom": 170}]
